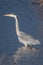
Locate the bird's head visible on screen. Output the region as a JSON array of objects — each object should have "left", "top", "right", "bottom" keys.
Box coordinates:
[{"left": 4, "top": 14, "right": 17, "bottom": 18}]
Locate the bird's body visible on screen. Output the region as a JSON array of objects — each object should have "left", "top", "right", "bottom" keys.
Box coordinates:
[
  {"left": 18, "top": 31, "right": 40, "bottom": 47},
  {"left": 4, "top": 14, "right": 40, "bottom": 47}
]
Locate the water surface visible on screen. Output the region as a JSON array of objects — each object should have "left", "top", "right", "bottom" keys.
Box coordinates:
[{"left": 0, "top": 0, "right": 43, "bottom": 65}]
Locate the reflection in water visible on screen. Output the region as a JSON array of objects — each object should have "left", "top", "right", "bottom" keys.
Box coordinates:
[{"left": 13, "top": 46, "right": 39, "bottom": 65}]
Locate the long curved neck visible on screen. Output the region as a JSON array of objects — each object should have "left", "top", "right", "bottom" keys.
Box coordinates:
[{"left": 14, "top": 16, "right": 20, "bottom": 35}]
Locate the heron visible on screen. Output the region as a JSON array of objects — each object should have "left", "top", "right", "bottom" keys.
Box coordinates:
[{"left": 4, "top": 14, "right": 40, "bottom": 47}]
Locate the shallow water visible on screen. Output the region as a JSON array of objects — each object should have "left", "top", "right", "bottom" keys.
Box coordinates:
[{"left": 0, "top": 0, "right": 43, "bottom": 65}]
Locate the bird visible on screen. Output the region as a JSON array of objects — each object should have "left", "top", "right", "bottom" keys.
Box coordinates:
[{"left": 4, "top": 14, "right": 40, "bottom": 47}]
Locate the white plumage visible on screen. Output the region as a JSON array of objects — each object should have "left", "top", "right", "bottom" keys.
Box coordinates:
[{"left": 4, "top": 14, "right": 40, "bottom": 47}]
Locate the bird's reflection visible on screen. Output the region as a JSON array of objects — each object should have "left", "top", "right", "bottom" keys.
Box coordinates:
[{"left": 13, "top": 46, "right": 39, "bottom": 65}]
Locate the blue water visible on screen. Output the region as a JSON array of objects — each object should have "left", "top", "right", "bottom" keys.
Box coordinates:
[{"left": 0, "top": 0, "right": 43, "bottom": 65}]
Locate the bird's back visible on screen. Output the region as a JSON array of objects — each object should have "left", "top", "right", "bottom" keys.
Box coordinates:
[{"left": 17, "top": 31, "right": 40, "bottom": 46}]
